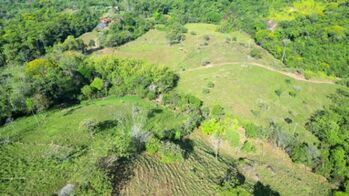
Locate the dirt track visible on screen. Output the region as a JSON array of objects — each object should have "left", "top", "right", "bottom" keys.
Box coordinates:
[{"left": 185, "top": 62, "right": 335, "bottom": 85}]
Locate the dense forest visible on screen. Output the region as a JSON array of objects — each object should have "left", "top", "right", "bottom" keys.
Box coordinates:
[{"left": 0, "top": 0, "right": 349, "bottom": 195}]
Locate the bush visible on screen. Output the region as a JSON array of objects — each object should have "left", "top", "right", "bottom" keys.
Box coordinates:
[
  {"left": 207, "top": 81, "right": 215, "bottom": 88},
  {"left": 190, "top": 31, "right": 197, "bottom": 35},
  {"left": 166, "top": 22, "right": 188, "bottom": 45},
  {"left": 202, "top": 60, "right": 210, "bottom": 66},
  {"left": 304, "top": 70, "right": 315, "bottom": 80},
  {"left": 159, "top": 142, "right": 184, "bottom": 163},
  {"left": 244, "top": 123, "right": 258, "bottom": 138},
  {"left": 146, "top": 137, "right": 161, "bottom": 155},
  {"left": 289, "top": 91, "right": 297, "bottom": 97},
  {"left": 224, "top": 130, "right": 240, "bottom": 147},
  {"left": 250, "top": 48, "right": 262, "bottom": 59},
  {"left": 79, "top": 119, "right": 98, "bottom": 134},
  {"left": 274, "top": 89, "right": 282, "bottom": 97},
  {"left": 203, "top": 35, "right": 210, "bottom": 41},
  {"left": 241, "top": 140, "right": 256, "bottom": 153}
]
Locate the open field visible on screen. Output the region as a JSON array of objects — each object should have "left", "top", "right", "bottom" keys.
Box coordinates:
[
  {"left": 191, "top": 130, "right": 332, "bottom": 196},
  {"left": 96, "top": 23, "right": 339, "bottom": 143},
  {"left": 177, "top": 63, "right": 337, "bottom": 143},
  {"left": 94, "top": 23, "right": 286, "bottom": 71}
]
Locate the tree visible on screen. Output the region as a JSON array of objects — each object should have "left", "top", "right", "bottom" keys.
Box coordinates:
[
  {"left": 166, "top": 22, "right": 188, "bottom": 45},
  {"left": 201, "top": 118, "right": 224, "bottom": 159}
]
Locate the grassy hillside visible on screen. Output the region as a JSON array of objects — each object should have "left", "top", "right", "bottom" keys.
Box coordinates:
[
  {"left": 94, "top": 23, "right": 285, "bottom": 71},
  {"left": 94, "top": 23, "right": 338, "bottom": 142},
  {"left": 0, "top": 96, "right": 186, "bottom": 194},
  {"left": 178, "top": 63, "right": 336, "bottom": 143}
]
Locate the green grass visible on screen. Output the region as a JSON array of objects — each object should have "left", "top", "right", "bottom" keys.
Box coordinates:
[
  {"left": 0, "top": 96, "right": 186, "bottom": 195},
  {"left": 177, "top": 63, "right": 337, "bottom": 143},
  {"left": 91, "top": 23, "right": 339, "bottom": 195},
  {"left": 79, "top": 30, "right": 99, "bottom": 47},
  {"left": 95, "top": 23, "right": 338, "bottom": 143},
  {"left": 95, "top": 23, "right": 285, "bottom": 71}
]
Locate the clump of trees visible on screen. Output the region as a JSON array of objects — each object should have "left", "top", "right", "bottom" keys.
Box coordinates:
[
  {"left": 305, "top": 89, "right": 349, "bottom": 194},
  {"left": 98, "top": 13, "right": 153, "bottom": 47},
  {"left": 0, "top": 46, "right": 178, "bottom": 124},
  {"left": 200, "top": 105, "right": 241, "bottom": 159},
  {"left": 166, "top": 22, "right": 188, "bottom": 45}
]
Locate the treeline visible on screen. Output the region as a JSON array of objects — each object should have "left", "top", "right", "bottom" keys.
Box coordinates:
[
  {"left": 304, "top": 89, "right": 349, "bottom": 194},
  {"left": 0, "top": 0, "right": 117, "bottom": 66},
  {"left": 228, "top": 0, "right": 349, "bottom": 78},
  {"left": 0, "top": 36, "right": 178, "bottom": 124}
]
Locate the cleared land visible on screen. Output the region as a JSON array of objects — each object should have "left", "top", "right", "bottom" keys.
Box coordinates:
[
  {"left": 88, "top": 23, "right": 339, "bottom": 195},
  {"left": 96, "top": 23, "right": 338, "bottom": 143},
  {"left": 0, "top": 96, "right": 186, "bottom": 195}
]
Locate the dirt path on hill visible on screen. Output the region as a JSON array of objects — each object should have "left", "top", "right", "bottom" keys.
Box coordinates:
[{"left": 184, "top": 62, "right": 335, "bottom": 85}]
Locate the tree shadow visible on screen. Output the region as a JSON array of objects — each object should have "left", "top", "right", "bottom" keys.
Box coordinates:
[
  {"left": 147, "top": 108, "right": 163, "bottom": 118},
  {"left": 96, "top": 120, "right": 118, "bottom": 133},
  {"left": 176, "top": 138, "right": 194, "bottom": 159},
  {"left": 62, "top": 105, "right": 82, "bottom": 116},
  {"left": 219, "top": 163, "right": 245, "bottom": 187},
  {"left": 97, "top": 156, "right": 136, "bottom": 196},
  {"left": 253, "top": 181, "right": 280, "bottom": 196}
]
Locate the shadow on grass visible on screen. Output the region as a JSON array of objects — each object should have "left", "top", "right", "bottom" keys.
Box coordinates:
[
  {"left": 97, "top": 156, "right": 136, "bottom": 196},
  {"left": 175, "top": 138, "right": 194, "bottom": 159},
  {"left": 253, "top": 181, "right": 280, "bottom": 196},
  {"left": 96, "top": 120, "right": 118, "bottom": 132}
]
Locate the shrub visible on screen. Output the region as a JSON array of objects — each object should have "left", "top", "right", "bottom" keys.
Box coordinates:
[
  {"left": 289, "top": 91, "right": 297, "bottom": 97},
  {"left": 203, "top": 35, "right": 210, "bottom": 41},
  {"left": 274, "top": 89, "right": 282, "bottom": 97},
  {"left": 244, "top": 123, "right": 258, "bottom": 138},
  {"left": 159, "top": 142, "right": 184, "bottom": 163},
  {"left": 207, "top": 81, "right": 215, "bottom": 88},
  {"left": 90, "top": 77, "right": 104, "bottom": 91},
  {"left": 190, "top": 31, "right": 197, "bottom": 35},
  {"left": 304, "top": 70, "right": 315, "bottom": 80},
  {"left": 202, "top": 60, "right": 210, "bottom": 66},
  {"left": 146, "top": 137, "right": 161, "bottom": 155},
  {"left": 166, "top": 22, "right": 188, "bottom": 45},
  {"left": 224, "top": 130, "right": 240, "bottom": 147},
  {"left": 79, "top": 118, "right": 98, "bottom": 134},
  {"left": 241, "top": 140, "right": 256, "bottom": 153},
  {"left": 250, "top": 48, "right": 262, "bottom": 59}
]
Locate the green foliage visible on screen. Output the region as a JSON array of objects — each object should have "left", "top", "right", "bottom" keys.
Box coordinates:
[
  {"left": 250, "top": 48, "right": 262, "bottom": 59},
  {"left": 159, "top": 142, "right": 184, "bottom": 164},
  {"left": 241, "top": 141, "right": 256, "bottom": 153},
  {"left": 90, "top": 77, "right": 104, "bottom": 91},
  {"left": 274, "top": 88, "right": 283, "bottom": 97},
  {"left": 81, "top": 85, "right": 93, "bottom": 99},
  {"left": 79, "top": 118, "right": 98, "bottom": 134},
  {"left": 99, "top": 13, "right": 153, "bottom": 47},
  {"left": 166, "top": 22, "right": 188, "bottom": 45},
  {"left": 303, "top": 89, "right": 349, "bottom": 190},
  {"left": 207, "top": 81, "right": 215, "bottom": 88},
  {"left": 86, "top": 56, "right": 178, "bottom": 98},
  {"left": 201, "top": 118, "right": 224, "bottom": 136},
  {"left": 146, "top": 137, "right": 161, "bottom": 155},
  {"left": 0, "top": 5, "right": 98, "bottom": 65}
]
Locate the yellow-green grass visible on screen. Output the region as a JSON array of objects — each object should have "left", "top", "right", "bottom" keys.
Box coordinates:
[
  {"left": 95, "top": 23, "right": 338, "bottom": 142},
  {"left": 121, "top": 140, "right": 234, "bottom": 195},
  {"left": 79, "top": 30, "right": 99, "bottom": 47},
  {"left": 177, "top": 63, "right": 338, "bottom": 143},
  {"left": 95, "top": 23, "right": 285, "bottom": 71},
  {"left": 0, "top": 96, "right": 186, "bottom": 195},
  {"left": 192, "top": 130, "right": 331, "bottom": 196}
]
